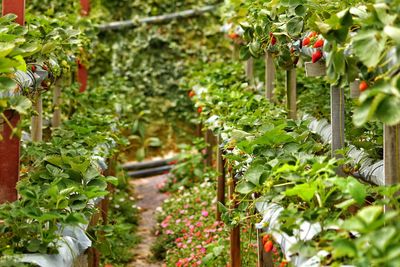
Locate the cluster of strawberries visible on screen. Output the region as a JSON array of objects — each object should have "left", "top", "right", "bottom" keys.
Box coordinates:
[
  {"left": 301, "top": 31, "right": 324, "bottom": 63},
  {"left": 262, "top": 234, "right": 288, "bottom": 267}
]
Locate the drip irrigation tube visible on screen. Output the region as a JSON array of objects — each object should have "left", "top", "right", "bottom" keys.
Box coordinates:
[
  {"left": 98, "top": 5, "right": 216, "bottom": 31},
  {"left": 128, "top": 165, "right": 172, "bottom": 178},
  {"left": 122, "top": 157, "right": 175, "bottom": 171}
]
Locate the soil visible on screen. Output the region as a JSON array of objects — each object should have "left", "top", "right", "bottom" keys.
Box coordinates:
[{"left": 128, "top": 174, "right": 168, "bottom": 267}]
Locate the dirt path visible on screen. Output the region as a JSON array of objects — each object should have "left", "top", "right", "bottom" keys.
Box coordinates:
[{"left": 128, "top": 175, "right": 168, "bottom": 267}]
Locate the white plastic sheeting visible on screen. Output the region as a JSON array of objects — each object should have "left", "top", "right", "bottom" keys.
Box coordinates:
[{"left": 20, "top": 224, "right": 91, "bottom": 267}]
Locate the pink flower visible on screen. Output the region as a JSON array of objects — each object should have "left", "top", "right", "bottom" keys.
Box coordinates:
[
  {"left": 166, "top": 230, "right": 174, "bottom": 235},
  {"left": 201, "top": 210, "right": 209, "bottom": 217}
]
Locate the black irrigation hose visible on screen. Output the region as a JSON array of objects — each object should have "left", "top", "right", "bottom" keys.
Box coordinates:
[
  {"left": 128, "top": 165, "right": 172, "bottom": 178},
  {"left": 122, "top": 157, "right": 176, "bottom": 171}
]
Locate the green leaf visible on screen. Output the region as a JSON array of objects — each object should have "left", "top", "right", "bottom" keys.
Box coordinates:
[
  {"left": 8, "top": 96, "right": 32, "bottom": 115},
  {"left": 375, "top": 96, "right": 400, "bottom": 125},
  {"left": 106, "top": 176, "right": 119, "bottom": 186},
  {"left": 358, "top": 206, "right": 383, "bottom": 225},
  {"left": 332, "top": 239, "right": 357, "bottom": 258},
  {"left": 244, "top": 164, "right": 265, "bottom": 186},
  {"left": 285, "top": 183, "right": 316, "bottom": 202},
  {"left": 384, "top": 25, "right": 400, "bottom": 44},
  {"left": 0, "top": 42, "right": 15, "bottom": 57},
  {"left": 286, "top": 17, "right": 303, "bottom": 37},
  {"left": 0, "top": 77, "right": 17, "bottom": 92},
  {"left": 352, "top": 30, "right": 386, "bottom": 68},
  {"left": 236, "top": 181, "right": 255, "bottom": 194},
  {"left": 347, "top": 178, "right": 367, "bottom": 205}
]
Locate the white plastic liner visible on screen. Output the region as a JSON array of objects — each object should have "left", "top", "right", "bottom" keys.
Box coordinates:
[{"left": 20, "top": 224, "right": 91, "bottom": 267}]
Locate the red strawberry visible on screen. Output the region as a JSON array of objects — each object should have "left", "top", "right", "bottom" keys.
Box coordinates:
[
  {"left": 188, "top": 90, "right": 195, "bottom": 98},
  {"left": 42, "top": 65, "right": 48, "bottom": 71},
  {"left": 264, "top": 240, "right": 273, "bottom": 253},
  {"left": 262, "top": 234, "right": 271, "bottom": 245},
  {"left": 308, "top": 31, "right": 318, "bottom": 38},
  {"left": 279, "top": 261, "right": 288, "bottom": 267},
  {"left": 312, "top": 50, "right": 323, "bottom": 63},
  {"left": 359, "top": 81, "right": 368, "bottom": 92},
  {"left": 270, "top": 35, "right": 277, "bottom": 46},
  {"left": 197, "top": 107, "right": 203, "bottom": 114},
  {"left": 228, "top": 33, "right": 239, "bottom": 40},
  {"left": 31, "top": 65, "right": 36, "bottom": 72},
  {"left": 302, "top": 37, "right": 310, "bottom": 46},
  {"left": 313, "top": 39, "right": 324, "bottom": 48}
]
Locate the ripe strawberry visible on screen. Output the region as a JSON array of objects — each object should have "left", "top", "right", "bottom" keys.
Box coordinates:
[
  {"left": 262, "top": 234, "right": 271, "bottom": 245},
  {"left": 308, "top": 31, "right": 318, "bottom": 38},
  {"left": 228, "top": 33, "right": 239, "bottom": 40},
  {"left": 188, "top": 90, "right": 195, "bottom": 98},
  {"left": 359, "top": 81, "right": 368, "bottom": 92},
  {"left": 302, "top": 37, "right": 310, "bottom": 46},
  {"left": 313, "top": 39, "right": 324, "bottom": 48},
  {"left": 279, "top": 261, "right": 288, "bottom": 267},
  {"left": 264, "top": 240, "right": 273, "bottom": 253},
  {"left": 312, "top": 50, "right": 323, "bottom": 63},
  {"left": 270, "top": 34, "right": 277, "bottom": 46},
  {"left": 197, "top": 106, "right": 203, "bottom": 114},
  {"left": 31, "top": 65, "right": 36, "bottom": 72}
]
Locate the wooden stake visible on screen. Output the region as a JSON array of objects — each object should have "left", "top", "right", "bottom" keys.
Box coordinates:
[
  {"left": 384, "top": 124, "right": 400, "bottom": 185},
  {"left": 350, "top": 79, "right": 360, "bottom": 99},
  {"left": 265, "top": 52, "right": 275, "bottom": 100},
  {"left": 257, "top": 229, "right": 274, "bottom": 267},
  {"left": 330, "top": 85, "right": 345, "bottom": 158},
  {"left": 31, "top": 93, "right": 43, "bottom": 142},
  {"left": 230, "top": 171, "right": 241, "bottom": 267},
  {"left": 216, "top": 135, "right": 226, "bottom": 221},
  {"left": 52, "top": 79, "right": 63, "bottom": 128},
  {"left": 205, "top": 129, "right": 215, "bottom": 167},
  {"left": 246, "top": 57, "right": 255, "bottom": 85},
  {"left": 286, "top": 68, "right": 297, "bottom": 120},
  {"left": 2, "top": 0, "right": 25, "bottom": 25},
  {"left": 0, "top": 0, "right": 25, "bottom": 204}
]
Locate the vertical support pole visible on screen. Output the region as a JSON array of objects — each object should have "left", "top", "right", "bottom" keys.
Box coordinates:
[
  {"left": 0, "top": 0, "right": 25, "bottom": 204},
  {"left": 2, "top": 0, "right": 25, "bottom": 25},
  {"left": 384, "top": 124, "right": 400, "bottom": 185},
  {"left": 0, "top": 111, "right": 20, "bottom": 203},
  {"left": 78, "top": 0, "right": 90, "bottom": 92},
  {"left": 216, "top": 135, "right": 225, "bottom": 221},
  {"left": 330, "top": 85, "right": 345, "bottom": 158},
  {"left": 350, "top": 79, "right": 360, "bottom": 99},
  {"left": 286, "top": 68, "right": 297, "bottom": 120},
  {"left": 265, "top": 52, "right": 275, "bottom": 100},
  {"left": 205, "top": 129, "right": 215, "bottom": 167},
  {"left": 80, "top": 0, "right": 91, "bottom": 16},
  {"left": 246, "top": 58, "right": 255, "bottom": 85},
  {"left": 52, "top": 79, "right": 63, "bottom": 128},
  {"left": 229, "top": 171, "right": 241, "bottom": 267},
  {"left": 31, "top": 93, "right": 43, "bottom": 142},
  {"left": 257, "top": 229, "right": 274, "bottom": 267}
]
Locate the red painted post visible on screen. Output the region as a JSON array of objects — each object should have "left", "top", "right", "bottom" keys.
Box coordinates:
[
  {"left": 0, "top": 0, "right": 25, "bottom": 204},
  {"left": 0, "top": 111, "right": 20, "bottom": 203},
  {"left": 77, "top": 0, "right": 90, "bottom": 92},
  {"left": 2, "top": 0, "right": 25, "bottom": 25}
]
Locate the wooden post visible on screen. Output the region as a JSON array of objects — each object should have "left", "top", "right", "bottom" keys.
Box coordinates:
[
  {"left": 0, "top": 111, "right": 20, "bottom": 203},
  {"left": 350, "top": 79, "right": 360, "bottom": 99},
  {"left": 80, "top": 0, "right": 90, "bottom": 16},
  {"left": 216, "top": 135, "right": 225, "bottom": 221},
  {"left": 384, "top": 125, "right": 400, "bottom": 185},
  {"left": 330, "top": 85, "right": 345, "bottom": 158},
  {"left": 229, "top": 171, "right": 241, "bottom": 267},
  {"left": 246, "top": 58, "right": 255, "bottom": 85},
  {"left": 265, "top": 52, "right": 275, "bottom": 100},
  {"left": 52, "top": 79, "right": 63, "bottom": 128},
  {"left": 2, "top": 0, "right": 25, "bottom": 25},
  {"left": 31, "top": 93, "right": 43, "bottom": 142},
  {"left": 205, "top": 129, "right": 215, "bottom": 167},
  {"left": 286, "top": 68, "right": 297, "bottom": 120},
  {"left": 78, "top": 0, "right": 90, "bottom": 92},
  {"left": 257, "top": 229, "right": 274, "bottom": 267},
  {"left": 0, "top": 0, "right": 25, "bottom": 204}
]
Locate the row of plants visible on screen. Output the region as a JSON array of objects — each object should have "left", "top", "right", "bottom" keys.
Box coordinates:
[
  {"left": 187, "top": 60, "right": 400, "bottom": 266},
  {"left": 0, "top": 2, "right": 142, "bottom": 266},
  {"left": 152, "top": 141, "right": 258, "bottom": 266}
]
